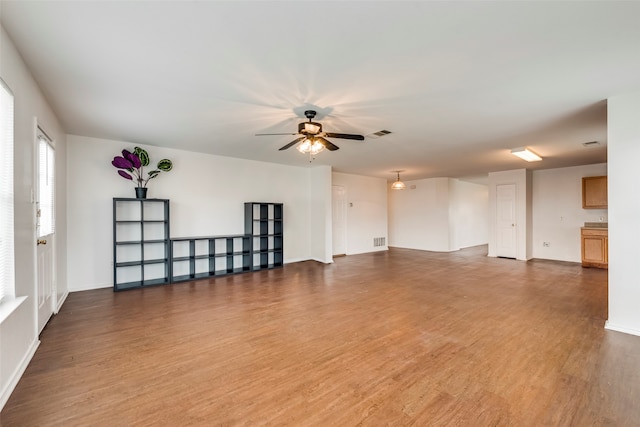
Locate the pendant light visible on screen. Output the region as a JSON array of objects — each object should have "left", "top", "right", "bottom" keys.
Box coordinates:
[{"left": 391, "top": 171, "right": 406, "bottom": 190}]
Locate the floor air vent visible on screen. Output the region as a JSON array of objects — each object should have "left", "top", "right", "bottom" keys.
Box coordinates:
[{"left": 373, "top": 237, "right": 386, "bottom": 247}]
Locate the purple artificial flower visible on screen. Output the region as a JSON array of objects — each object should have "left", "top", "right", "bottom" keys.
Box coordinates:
[
  {"left": 112, "top": 156, "right": 133, "bottom": 169},
  {"left": 118, "top": 170, "right": 133, "bottom": 180},
  {"left": 122, "top": 149, "right": 141, "bottom": 169}
]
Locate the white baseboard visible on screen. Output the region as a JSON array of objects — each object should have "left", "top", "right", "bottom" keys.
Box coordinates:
[
  {"left": 0, "top": 338, "right": 40, "bottom": 410},
  {"left": 605, "top": 321, "right": 640, "bottom": 337},
  {"left": 310, "top": 258, "right": 333, "bottom": 264},
  {"left": 68, "top": 282, "right": 111, "bottom": 292},
  {"left": 55, "top": 290, "right": 69, "bottom": 313},
  {"left": 283, "top": 257, "right": 310, "bottom": 264}
]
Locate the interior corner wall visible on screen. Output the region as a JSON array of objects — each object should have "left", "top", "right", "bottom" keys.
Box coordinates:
[
  {"left": 531, "top": 163, "right": 607, "bottom": 262},
  {"left": 1, "top": 25, "right": 67, "bottom": 409},
  {"left": 606, "top": 91, "right": 640, "bottom": 337},
  {"left": 388, "top": 177, "right": 452, "bottom": 252},
  {"left": 487, "top": 169, "right": 530, "bottom": 260},
  {"left": 308, "top": 166, "right": 333, "bottom": 263},
  {"left": 66, "top": 135, "right": 313, "bottom": 291},
  {"left": 331, "top": 172, "right": 388, "bottom": 255},
  {"left": 449, "top": 179, "right": 489, "bottom": 250},
  {"left": 389, "top": 177, "right": 488, "bottom": 253}
]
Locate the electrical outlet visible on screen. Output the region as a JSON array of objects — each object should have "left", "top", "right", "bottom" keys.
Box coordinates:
[{"left": 543, "top": 242, "right": 550, "bottom": 247}]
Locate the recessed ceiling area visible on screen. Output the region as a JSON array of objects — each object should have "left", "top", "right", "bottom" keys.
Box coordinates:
[{"left": 1, "top": 1, "right": 636, "bottom": 182}]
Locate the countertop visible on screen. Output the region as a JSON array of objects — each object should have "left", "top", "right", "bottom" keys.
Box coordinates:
[{"left": 582, "top": 222, "right": 608, "bottom": 229}]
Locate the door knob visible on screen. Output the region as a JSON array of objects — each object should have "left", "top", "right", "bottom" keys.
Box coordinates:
[{"left": 37, "top": 239, "right": 47, "bottom": 245}]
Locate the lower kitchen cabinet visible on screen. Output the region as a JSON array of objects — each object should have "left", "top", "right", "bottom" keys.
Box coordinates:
[{"left": 581, "top": 228, "right": 608, "bottom": 269}]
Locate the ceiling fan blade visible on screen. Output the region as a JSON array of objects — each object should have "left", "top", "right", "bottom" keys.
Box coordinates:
[
  {"left": 324, "top": 132, "right": 365, "bottom": 141},
  {"left": 279, "top": 137, "right": 305, "bottom": 151},
  {"left": 317, "top": 137, "right": 339, "bottom": 151},
  {"left": 256, "top": 133, "right": 298, "bottom": 136}
]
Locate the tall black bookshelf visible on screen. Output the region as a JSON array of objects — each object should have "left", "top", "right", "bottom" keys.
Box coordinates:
[
  {"left": 244, "top": 202, "right": 284, "bottom": 270},
  {"left": 113, "top": 198, "right": 171, "bottom": 291}
]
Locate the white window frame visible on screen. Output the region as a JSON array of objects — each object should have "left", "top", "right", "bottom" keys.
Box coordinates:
[{"left": 0, "top": 78, "right": 15, "bottom": 305}]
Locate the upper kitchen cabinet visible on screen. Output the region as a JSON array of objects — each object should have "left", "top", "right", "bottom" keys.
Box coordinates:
[{"left": 582, "top": 176, "right": 607, "bottom": 209}]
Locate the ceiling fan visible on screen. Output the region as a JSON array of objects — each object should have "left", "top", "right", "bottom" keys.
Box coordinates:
[{"left": 255, "top": 110, "right": 365, "bottom": 154}]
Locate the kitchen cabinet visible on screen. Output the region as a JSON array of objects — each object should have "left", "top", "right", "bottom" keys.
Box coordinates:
[
  {"left": 582, "top": 176, "right": 607, "bottom": 209},
  {"left": 581, "top": 228, "right": 608, "bottom": 269}
]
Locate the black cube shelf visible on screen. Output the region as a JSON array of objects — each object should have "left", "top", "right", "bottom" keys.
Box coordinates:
[{"left": 113, "top": 199, "right": 283, "bottom": 291}]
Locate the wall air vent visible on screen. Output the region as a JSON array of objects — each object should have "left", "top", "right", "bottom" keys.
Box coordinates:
[
  {"left": 582, "top": 141, "right": 601, "bottom": 147},
  {"left": 367, "top": 130, "right": 392, "bottom": 139},
  {"left": 373, "top": 237, "right": 386, "bottom": 247}
]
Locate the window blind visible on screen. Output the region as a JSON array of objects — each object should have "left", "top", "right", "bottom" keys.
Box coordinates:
[
  {"left": 38, "top": 133, "right": 55, "bottom": 237},
  {"left": 0, "top": 79, "right": 15, "bottom": 303}
]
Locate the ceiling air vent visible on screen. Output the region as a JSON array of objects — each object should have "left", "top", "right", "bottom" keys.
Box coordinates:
[
  {"left": 582, "top": 141, "right": 601, "bottom": 147},
  {"left": 367, "top": 130, "right": 392, "bottom": 139}
]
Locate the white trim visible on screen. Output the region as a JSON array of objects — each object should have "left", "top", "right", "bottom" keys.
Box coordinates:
[
  {"left": 283, "top": 257, "right": 309, "bottom": 264},
  {"left": 0, "top": 337, "right": 40, "bottom": 410},
  {"left": 54, "top": 290, "right": 69, "bottom": 314},
  {"left": 605, "top": 321, "right": 640, "bottom": 337},
  {"left": 0, "top": 296, "right": 26, "bottom": 325},
  {"left": 309, "top": 258, "right": 334, "bottom": 265},
  {"left": 68, "top": 282, "right": 111, "bottom": 292}
]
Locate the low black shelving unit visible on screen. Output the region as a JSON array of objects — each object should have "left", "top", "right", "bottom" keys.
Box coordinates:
[
  {"left": 113, "top": 199, "right": 283, "bottom": 291},
  {"left": 170, "top": 235, "right": 251, "bottom": 282}
]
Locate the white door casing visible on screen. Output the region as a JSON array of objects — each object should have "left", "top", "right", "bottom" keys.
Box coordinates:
[
  {"left": 36, "top": 128, "right": 55, "bottom": 333},
  {"left": 496, "top": 183, "right": 517, "bottom": 259}
]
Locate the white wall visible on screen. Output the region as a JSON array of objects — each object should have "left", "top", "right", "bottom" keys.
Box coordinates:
[
  {"left": 309, "top": 166, "right": 333, "bottom": 263},
  {"left": 0, "top": 25, "right": 68, "bottom": 409},
  {"left": 531, "top": 164, "right": 607, "bottom": 262},
  {"left": 332, "top": 172, "right": 388, "bottom": 255},
  {"left": 607, "top": 91, "right": 640, "bottom": 337},
  {"left": 449, "top": 179, "right": 489, "bottom": 250},
  {"left": 67, "top": 135, "right": 315, "bottom": 291},
  {"left": 487, "top": 169, "right": 531, "bottom": 260},
  {"left": 388, "top": 177, "right": 450, "bottom": 251},
  {"left": 388, "top": 177, "right": 488, "bottom": 252}
]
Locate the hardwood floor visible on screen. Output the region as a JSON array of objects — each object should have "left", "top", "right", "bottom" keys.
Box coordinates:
[{"left": 3, "top": 246, "right": 640, "bottom": 426}]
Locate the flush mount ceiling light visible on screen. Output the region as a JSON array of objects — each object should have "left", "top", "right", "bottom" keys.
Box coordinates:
[
  {"left": 391, "top": 171, "right": 406, "bottom": 190},
  {"left": 511, "top": 147, "right": 542, "bottom": 162}
]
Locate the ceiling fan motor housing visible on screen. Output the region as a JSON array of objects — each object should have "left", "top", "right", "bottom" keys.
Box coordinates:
[{"left": 298, "top": 121, "right": 322, "bottom": 135}]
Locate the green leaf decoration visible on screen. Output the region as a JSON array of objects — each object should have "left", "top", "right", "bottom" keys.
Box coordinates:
[
  {"left": 157, "top": 159, "right": 173, "bottom": 172},
  {"left": 147, "top": 170, "right": 161, "bottom": 179},
  {"left": 134, "top": 147, "right": 150, "bottom": 167}
]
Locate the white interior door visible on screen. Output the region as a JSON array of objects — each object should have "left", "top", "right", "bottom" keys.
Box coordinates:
[
  {"left": 496, "top": 183, "right": 517, "bottom": 259},
  {"left": 332, "top": 185, "right": 347, "bottom": 256},
  {"left": 36, "top": 129, "right": 55, "bottom": 333}
]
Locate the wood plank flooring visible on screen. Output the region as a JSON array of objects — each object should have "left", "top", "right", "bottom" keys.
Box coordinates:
[{"left": 3, "top": 246, "right": 640, "bottom": 426}]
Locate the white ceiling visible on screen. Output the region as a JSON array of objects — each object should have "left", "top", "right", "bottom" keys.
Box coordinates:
[{"left": 2, "top": 1, "right": 638, "bottom": 182}]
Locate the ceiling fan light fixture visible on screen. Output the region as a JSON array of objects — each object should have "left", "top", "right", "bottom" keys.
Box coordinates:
[
  {"left": 511, "top": 147, "right": 542, "bottom": 162},
  {"left": 303, "top": 122, "right": 321, "bottom": 134},
  {"left": 310, "top": 140, "right": 325, "bottom": 155},
  {"left": 391, "top": 171, "right": 406, "bottom": 190},
  {"left": 297, "top": 138, "right": 312, "bottom": 154},
  {"left": 296, "top": 138, "right": 325, "bottom": 156}
]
